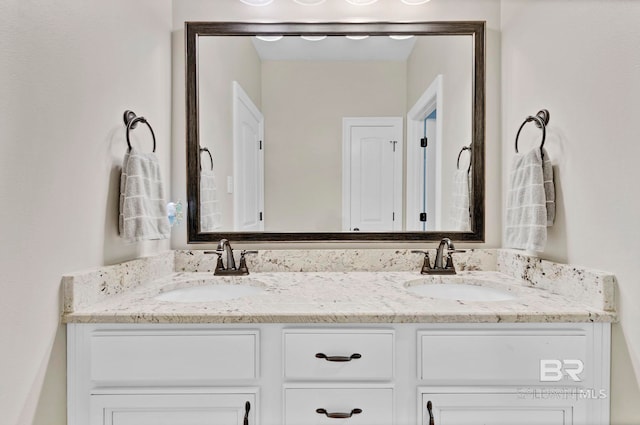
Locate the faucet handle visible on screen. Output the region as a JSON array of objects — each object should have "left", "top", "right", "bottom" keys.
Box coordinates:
[
  {"left": 237, "top": 250, "right": 258, "bottom": 275},
  {"left": 204, "top": 250, "right": 225, "bottom": 272},
  {"left": 411, "top": 250, "right": 433, "bottom": 274},
  {"left": 444, "top": 248, "right": 466, "bottom": 272},
  {"left": 411, "top": 250, "right": 430, "bottom": 255}
]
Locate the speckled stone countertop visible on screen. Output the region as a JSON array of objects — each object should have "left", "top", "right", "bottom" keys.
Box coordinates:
[{"left": 62, "top": 249, "right": 616, "bottom": 324}]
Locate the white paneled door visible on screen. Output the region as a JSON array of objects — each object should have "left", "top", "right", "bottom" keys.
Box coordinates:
[
  {"left": 342, "top": 117, "right": 403, "bottom": 232},
  {"left": 233, "top": 81, "right": 264, "bottom": 231}
]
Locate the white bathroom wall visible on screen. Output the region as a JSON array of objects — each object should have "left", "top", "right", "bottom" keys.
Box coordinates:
[
  {"left": 0, "top": 1, "right": 172, "bottom": 424},
  {"left": 501, "top": 1, "right": 640, "bottom": 422},
  {"left": 171, "top": 0, "right": 502, "bottom": 248}
]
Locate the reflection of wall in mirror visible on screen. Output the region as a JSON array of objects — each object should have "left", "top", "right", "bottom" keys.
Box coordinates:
[
  {"left": 407, "top": 36, "right": 473, "bottom": 229},
  {"left": 262, "top": 60, "right": 407, "bottom": 232},
  {"left": 198, "top": 37, "right": 262, "bottom": 230}
]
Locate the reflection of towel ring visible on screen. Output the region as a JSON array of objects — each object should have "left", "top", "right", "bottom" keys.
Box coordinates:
[
  {"left": 457, "top": 145, "right": 472, "bottom": 173},
  {"left": 515, "top": 109, "right": 550, "bottom": 154},
  {"left": 123, "top": 110, "right": 156, "bottom": 152},
  {"left": 199, "top": 147, "right": 213, "bottom": 170}
]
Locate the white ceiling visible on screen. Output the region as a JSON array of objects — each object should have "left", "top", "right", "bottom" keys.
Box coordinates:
[{"left": 251, "top": 35, "right": 418, "bottom": 61}]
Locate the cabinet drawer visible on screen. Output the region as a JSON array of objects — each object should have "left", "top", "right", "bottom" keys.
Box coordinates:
[
  {"left": 284, "top": 330, "right": 394, "bottom": 380},
  {"left": 419, "top": 329, "right": 588, "bottom": 385},
  {"left": 90, "top": 329, "right": 258, "bottom": 384},
  {"left": 285, "top": 388, "right": 393, "bottom": 425}
]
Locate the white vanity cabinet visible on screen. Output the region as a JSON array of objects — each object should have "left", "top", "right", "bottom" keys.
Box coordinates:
[
  {"left": 67, "top": 325, "right": 260, "bottom": 425},
  {"left": 68, "top": 323, "right": 610, "bottom": 425},
  {"left": 416, "top": 324, "right": 610, "bottom": 425}
]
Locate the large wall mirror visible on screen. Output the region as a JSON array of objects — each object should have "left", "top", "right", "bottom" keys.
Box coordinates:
[{"left": 186, "top": 22, "right": 485, "bottom": 242}]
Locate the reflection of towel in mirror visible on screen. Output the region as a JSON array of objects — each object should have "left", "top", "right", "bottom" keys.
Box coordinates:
[
  {"left": 450, "top": 168, "right": 471, "bottom": 231},
  {"left": 118, "top": 149, "right": 170, "bottom": 241},
  {"left": 505, "top": 147, "right": 555, "bottom": 252},
  {"left": 200, "top": 168, "right": 222, "bottom": 232}
]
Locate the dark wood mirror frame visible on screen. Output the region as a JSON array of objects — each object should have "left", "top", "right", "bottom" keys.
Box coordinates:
[{"left": 186, "top": 21, "right": 485, "bottom": 243}]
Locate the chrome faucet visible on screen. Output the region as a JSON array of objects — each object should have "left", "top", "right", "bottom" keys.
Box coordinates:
[
  {"left": 205, "top": 239, "right": 258, "bottom": 276},
  {"left": 412, "top": 238, "right": 465, "bottom": 275},
  {"left": 217, "top": 238, "right": 236, "bottom": 270}
]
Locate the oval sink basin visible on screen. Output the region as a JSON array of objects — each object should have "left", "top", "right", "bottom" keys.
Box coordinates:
[
  {"left": 405, "top": 281, "right": 516, "bottom": 302},
  {"left": 155, "top": 281, "right": 265, "bottom": 302}
]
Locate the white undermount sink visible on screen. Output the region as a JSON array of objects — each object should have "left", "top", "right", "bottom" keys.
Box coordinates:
[
  {"left": 404, "top": 279, "right": 516, "bottom": 302},
  {"left": 155, "top": 279, "right": 266, "bottom": 302}
]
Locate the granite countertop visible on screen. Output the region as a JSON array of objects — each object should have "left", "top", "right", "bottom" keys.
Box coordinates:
[{"left": 62, "top": 250, "right": 616, "bottom": 324}]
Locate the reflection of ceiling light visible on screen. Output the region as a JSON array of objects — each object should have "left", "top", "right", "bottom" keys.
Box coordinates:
[
  {"left": 256, "top": 35, "right": 283, "bottom": 41},
  {"left": 401, "top": 0, "right": 431, "bottom": 4},
  {"left": 293, "top": 0, "right": 326, "bottom": 4},
  {"left": 346, "top": 35, "right": 369, "bottom": 40},
  {"left": 239, "top": 0, "right": 274, "bottom": 5},
  {"left": 301, "top": 35, "right": 327, "bottom": 41},
  {"left": 389, "top": 35, "right": 415, "bottom": 40},
  {"left": 345, "top": 0, "right": 379, "bottom": 5}
]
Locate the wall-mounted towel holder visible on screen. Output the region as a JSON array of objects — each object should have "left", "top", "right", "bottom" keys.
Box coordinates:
[
  {"left": 457, "top": 145, "right": 472, "bottom": 173},
  {"left": 199, "top": 147, "right": 213, "bottom": 170},
  {"left": 123, "top": 110, "right": 156, "bottom": 152},
  {"left": 515, "top": 109, "right": 550, "bottom": 154}
]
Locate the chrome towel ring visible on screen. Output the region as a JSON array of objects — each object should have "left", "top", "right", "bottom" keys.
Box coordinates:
[
  {"left": 199, "top": 147, "right": 213, "bottom": 170},
  {"left": 123, "top": 110, "right": 156, "bottom": 152},
  {"left": 515, "top": 109, "right": 550, "bottom": 154},
  {"left": 457, "top": 145, "right": 472, "bottom": 173}
]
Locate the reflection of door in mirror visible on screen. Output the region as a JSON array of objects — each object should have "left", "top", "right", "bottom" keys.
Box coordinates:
[
  {"left": 423, "top": 110, "right": 438, "bottom": 229},
  {"left": 405, "top": 33, "right": 474, "bottom": 231},
  {"left": 406, "top": 75, "right": 443, "bottom": 232},
  {"left": 232, "top": 82, "right": 264, "bottom": 231},
  {"left": 342, "top": 117, "right": 403, "bottom": 232}
]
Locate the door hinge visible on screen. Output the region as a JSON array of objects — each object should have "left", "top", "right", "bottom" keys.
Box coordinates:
[
  {"left": 420, "top": 212, "right": 427, "bottom": 222},
  {"left": 420, "top": 137, "right": 428, "bottom": 148},
  {"left": 390, "top": 140, "right": 398, "bottom": 152},
  {"left": 259, "top": 140, "right": 263, "bottom": 150},
  {"left": 259, "top": 212, "right": 263, "bottom": 221},
  {"left": 393, "top": 212, "right": 395, "bottom": 221}
]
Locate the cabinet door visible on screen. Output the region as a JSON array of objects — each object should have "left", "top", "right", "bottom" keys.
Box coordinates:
[
  {"left": 421, "top": 392, "right": 586, "bottom": 425},
  {"left": 90, "top": 393, "right": 255, "bottom": 425}
]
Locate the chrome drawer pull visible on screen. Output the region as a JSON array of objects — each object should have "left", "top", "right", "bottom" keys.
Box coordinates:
[
  {"left": 315, "top": 352, "right": 362, "bottom": 362},
  {"left": 316, "top": 408, "right": 363, "bottom": 419}
]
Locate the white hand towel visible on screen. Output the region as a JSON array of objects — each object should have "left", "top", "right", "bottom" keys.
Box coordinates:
[
  {"left": 200, "top": 168, "right": 222, "bottom": 232},
  {"left": 118, "top": 149, "right": 170, "bottom": 241},
  {"left": 542, "top": 150, "right": 555, "bottom": 226},
  {"left": 450, "top": 168, "right": 471, "bottom": 231},
  {"left": 505, "top": 147, "right": 555, "bottom": 252}
]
